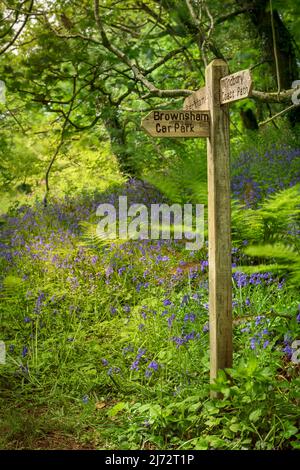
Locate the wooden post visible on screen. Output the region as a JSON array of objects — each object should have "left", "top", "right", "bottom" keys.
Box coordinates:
[{"left": 206, "top": 59, "right": 232, "bottom": 396}]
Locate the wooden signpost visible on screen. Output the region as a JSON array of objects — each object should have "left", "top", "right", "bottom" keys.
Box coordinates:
[
  {"left": 141, "top": 60, "right": 252, "bottom": 397},
  {"left": 206, "top": 60, "right": 232, "bottom": 395}
]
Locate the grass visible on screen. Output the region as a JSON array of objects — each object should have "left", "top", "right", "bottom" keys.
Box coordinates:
[{"left": 0, "top": 170, "right": 300, "bottom": 449}]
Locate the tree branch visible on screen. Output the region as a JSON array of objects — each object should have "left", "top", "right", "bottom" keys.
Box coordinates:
[
  {"left": 251, "top": 86, "right": 300, "bottom": 103},
  {"left": 0, "top": 0, "right": 34, "bottom": 56},
  {"left": 259, "top": 103, "right": 299, "bottom": 127},
  {"left": 44, "top": 16, "right": 101, "bottom": 45},
  {"left": 143, "top": 44, "right": 191, "bottom": 75},
  {"left": 93, "top": 0, "right": 199, "bottom": 99},
  {"left": 0, "top": 9, "right": 20, "bottom": 39},
  {"left": 215, "top": 7, "right": 251, "bottom": 26}
]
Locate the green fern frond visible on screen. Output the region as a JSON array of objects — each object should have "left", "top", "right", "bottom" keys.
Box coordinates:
[
  {"left": 1, "top": 275, "right": 25, "bottom": 299},
  {"left": 144, "top": 148, "right": 208, "bottom": 204},
  {"left": 245, "top": 243, "right": 299, "bottom": 262},
  {"left": 232, "top": 184, "right": 300, "bottom": 245},
  {"left": 231, "top": 201, "right": 265, "bottom": 243},
  {"left": 260, "top": 184, "right": 300, "bottom": 216},
  {"left": 79, "top": 221, "right": 112, "bottom": 250},
  {"left": 233, "top": 264, "right": 286, "bottom": 275},
  {"left": 244, "top": 243, "right": 300, "bottom": 284}
]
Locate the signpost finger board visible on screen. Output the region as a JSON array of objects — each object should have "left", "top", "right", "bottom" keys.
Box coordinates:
[
  {"left": 183, "top": 86, "right": 208, "bottom": 111},
  {"left": 220, "top": 69, "right": 252, "bottom": 104},
  {"left": 141, "top": 110, "right": 210, "bottom": 138}
]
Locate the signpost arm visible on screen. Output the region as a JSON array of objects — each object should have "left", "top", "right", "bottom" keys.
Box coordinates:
[{"left": 206, "top": 59, "right": 232, "bottom": 396}]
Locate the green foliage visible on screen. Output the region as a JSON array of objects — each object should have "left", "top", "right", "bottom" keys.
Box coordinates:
[
  {"left": 232, "top": 184, "right": 300, "bottom": 283},
  {"left": 144, "top": 141, "right": 208, "bottom": 204},
  {"left": 101, "top": 354, "right": 300, "bottom": 450},
  {"left": 1, "top": 185, "right": 299, "bottom": 449}
]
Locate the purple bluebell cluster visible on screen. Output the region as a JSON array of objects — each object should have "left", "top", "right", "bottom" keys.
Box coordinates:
[
  {"left": 172, "top": 330, "right": 200, "bottom": 348},
  {"left": 130, "top": 348, "right": 147, "bottom": 371},
  {"left": 145, "top": 361, "right": 159, "bottom": 378},
  {"left": 1, "top": 174, "right": 299, "bottom": 394},
  {"left": 233, "top": 271, "right": 275, "bottom": 287},
  {"left": 231, "top": 143, "right": 300, "bottom": 206}
]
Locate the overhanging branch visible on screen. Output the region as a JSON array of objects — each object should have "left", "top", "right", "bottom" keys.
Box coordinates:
[
  {"left": 251, "top": 87, "right": 300, "bottom": 103},
  {"left": 0, "top": 0, "right": 34, "bottom": 56}
]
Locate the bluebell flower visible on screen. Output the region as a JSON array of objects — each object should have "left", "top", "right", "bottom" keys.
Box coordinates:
[
  {"left": 156, "top": 255, "right": 169, "bottom": 262},
  {"left": 148, "top": 361, "right": 159, "bottom": 371},
  {"left": 241, "top": 326, "right": 250, "bottom": 333},
  {"left": 137, "top": 348, "right": 146, "bottom": 359},
  {"left": 141, "top": 310, "right": 147, "bottom": 319},
  {"left": 203, "top": 323, "right": 209, "bottom": 333},
  {"left": 136, "top": 282, "right": 142, "bottom": 292},
  {"left": 101, "top": 358, "right": 109, "bottom": 366},
  {"left": 172, "top": 336, "right": 186, "bottom": 348},
  {"left": 34, "top": 292, "right": 45, "bottom": 314},
  {"left": 201, "top": 260, "right": 209, "bottom": 272},
  {"left": 185, "top": 331, "right": 195, "bottom": 341},
  {"left": 283, "top": 345, "right": 293, "bottom": 357},
  {"left": 131, "top": 360, "right": 139, "bottom": 371},
  {"left": 184, "top": 313, "right": 196, "bottom": 322},
  {"left": 181, "top": 294, "right": 189, "bottom": 306},
  {"left": 255, "top": 315, "right": 264, "bottom": 326},
  {"left": 123, "top": 345, "right": 134, "bottom": 355},
  {"left": 22, "top": 346, "right": 28, "bottom": 357},
  {"left": 105, "top": 265, "right": 113, "bottom": 277},
  {"left": 163, "top": 299, "right": 172, "bottom": 306},
  {"left": 82, "top": 395, "right": 89, "bottom": 404}
]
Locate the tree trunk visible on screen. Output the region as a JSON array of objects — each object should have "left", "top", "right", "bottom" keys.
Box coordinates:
[
  {"left": 236, "top": 0, "right": 300, "bottom": 124},
  {"left": 103, "top": 109, "right": 136, "bottom": 176}
]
